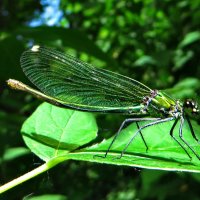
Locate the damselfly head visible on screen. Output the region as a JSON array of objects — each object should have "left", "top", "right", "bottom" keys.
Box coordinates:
[{"left": 183, "top": 99, "right": 200, "bottom": 119}]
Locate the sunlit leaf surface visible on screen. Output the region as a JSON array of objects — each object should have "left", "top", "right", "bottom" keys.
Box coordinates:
[
  {"left": 21, "top": 103, "right": 98, "bottom": 161},
  {"left": 21, "top": 103, "right": 200, "bottom": 172}
]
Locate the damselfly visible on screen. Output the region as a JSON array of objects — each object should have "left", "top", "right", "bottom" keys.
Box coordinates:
[{"left": 7, "top": 45, "right": 200, "bottom": 160}]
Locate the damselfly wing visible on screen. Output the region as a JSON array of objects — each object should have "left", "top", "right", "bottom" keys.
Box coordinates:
[{"left": 17, "top": 45, "right": 200, "bottom": 160}]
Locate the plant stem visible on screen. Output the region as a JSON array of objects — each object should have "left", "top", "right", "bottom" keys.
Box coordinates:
[
  {"left": 0, "top": 157, "right": 66, "bottom": 194},
  {"left": 0, "top": 163, "right": 48, "bottom": 194}
]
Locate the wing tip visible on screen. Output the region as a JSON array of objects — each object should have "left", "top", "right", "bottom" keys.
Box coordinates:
[{"left": 31, "top": 45, "right": 40, "bottom": 52}]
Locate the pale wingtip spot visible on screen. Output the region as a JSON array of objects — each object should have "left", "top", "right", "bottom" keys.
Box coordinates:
[{"left": 31, "top": 45, "right": 40, "bottom": 52}]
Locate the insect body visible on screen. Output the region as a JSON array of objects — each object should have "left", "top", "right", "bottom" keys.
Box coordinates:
[{"left": 16, "top": 45, "right": 200, "bottom": 160}]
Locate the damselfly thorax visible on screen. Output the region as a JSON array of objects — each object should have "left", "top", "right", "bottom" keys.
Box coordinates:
[{"left": 141, "top": 89, "right": 183, "bottom": 118}]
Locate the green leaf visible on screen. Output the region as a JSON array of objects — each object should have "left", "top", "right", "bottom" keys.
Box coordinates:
[
  {"left": 21, "top": 103, "right": 98, "bottom": 161},
  {"left": 79, "top": 119, "right": 200, "bottom": 172},
  {"left": 21, "top": 103, "right": 200, "bottom": 172},
  {"left": 173, "top": 49, "right": 194, "bottom": 70},
  {"left": 0, "top": 147, "right": 30, "bottom": 163},
  {"left": 179, "top": 31, "right": 200, "bottom": 48},
  {"left": 134, "top": 55, "right": 156, "bottom": 67},
  {"left": 163, "top": 78, "right": 200, "bottom": 99},
  {"left": 0, "top": 35, "right": 25, "bottom": 82},
  {"left": 27, "top": 194, "right": 67, "bottom": 200}
]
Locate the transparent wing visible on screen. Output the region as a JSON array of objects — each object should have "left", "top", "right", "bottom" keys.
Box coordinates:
[{"left": 20, "top": 45, "right": 152, "bottom": 113}]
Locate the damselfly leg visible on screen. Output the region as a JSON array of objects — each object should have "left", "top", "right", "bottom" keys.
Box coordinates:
[
  {"left": 136, "top": 121, "right": 148, "bottom": 152},
  {"left": 185, "top": 115, "right": 200, "bottom": 143},
  {"left": 95, "top": 118, "right": 161, "bottom": 159},
  {"left": 169, "top": 118, "right": 192, "bottom": 160},
  {"left": 179, "top": 117, "right": 200, "bottom": 160},
  {"left": 116, "top": 117, "right": 175, "bottom": 159}
]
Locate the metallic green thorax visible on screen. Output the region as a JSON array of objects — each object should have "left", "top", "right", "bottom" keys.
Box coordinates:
[
  {"left": 148, "top": 91, "right": 182, "bottom": 118},
  {"left": 153, "top": 92, "right": 176, "bottom": 108}
]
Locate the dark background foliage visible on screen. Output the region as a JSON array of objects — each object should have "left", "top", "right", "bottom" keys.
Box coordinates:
[{"left": 1, "top": 0, "right": 200, "bottom": 199}]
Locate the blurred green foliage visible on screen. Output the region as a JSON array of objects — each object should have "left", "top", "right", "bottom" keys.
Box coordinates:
[{"left": 1, "top": 0, "right": 200, "bottom": 199}]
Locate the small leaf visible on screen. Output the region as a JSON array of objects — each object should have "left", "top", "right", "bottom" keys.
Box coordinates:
[
  {"left": 163, "top": 78, "right": 200, "bottom": 99},
  {"left": 134, "top": 55, "right": 156, "bottom": 67},
  {"left": 173, "top": 50, "right": 193, "bottom": 70},
  {"left": 21, "top": 103, "right": 98, "bottom": 161},
  {"left": 1, "top": 147, "right": 30, "bottom": 163},
  {"left": 27, "top": 194, "right": 67, "bottom": 200},
  {"left": 179, "top": 31, "right": 200, "bottom": 48}
]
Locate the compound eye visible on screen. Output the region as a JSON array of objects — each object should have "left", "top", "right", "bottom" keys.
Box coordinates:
[
  {"left": 184, "top": 99, "right": 192, "bottom": 108},
  {"left": 184, "top": 99, "right": 196, "bottom": 109},
  {"left": 192, "top": 107, "right": 200, "bottom": 114},
  {"left": 184, "top": 99, "right": 199, "bottom": 115}
]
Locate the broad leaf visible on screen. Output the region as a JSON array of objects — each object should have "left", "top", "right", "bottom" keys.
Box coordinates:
[
  {"left": 82, "top": 119, "right": 200, "bottom": 172},
  {"left": 21, "top": 103, "right": 200, "bottom": 172},
  {"left": 21, "top": 103, "right": 98, "bottom": 161}
]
